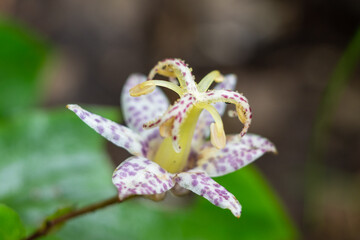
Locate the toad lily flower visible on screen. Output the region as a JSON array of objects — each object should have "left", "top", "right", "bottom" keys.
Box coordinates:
[{"left": 67, "top": 59, "right": 276, "bottom": 217}]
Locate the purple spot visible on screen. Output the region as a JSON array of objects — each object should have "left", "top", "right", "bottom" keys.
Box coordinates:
[{"left": 97, "top": 126, "right": 104, "bottom": 134}]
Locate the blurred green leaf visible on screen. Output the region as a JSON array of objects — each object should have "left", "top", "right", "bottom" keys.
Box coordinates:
[
  {"left": 45, "top": 206, "right": 74, "bottom": 222},
  {"left": 0, "top": 107, "right": 119, "bottom": 237},
  {"left": 104, "top": 166, "right": 299, "bottom": 240},
  {"left": 0, "top": 18, "right": 48, "bottom": 119},
  {"left": 0, "top": 203, "right": 25, "bottom": 240},
  {"left": 0, "top": 107, "right": 297, "bottom": 240},
  {"left": 41, "top": 206, "right": 75, "bottom": 236}
]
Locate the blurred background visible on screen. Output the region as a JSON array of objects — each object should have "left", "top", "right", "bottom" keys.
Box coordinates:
[{"left": 0, "top": 0, "right": 359, "bottom": 239}]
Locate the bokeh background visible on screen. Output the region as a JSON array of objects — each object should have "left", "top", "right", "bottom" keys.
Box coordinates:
[{"left": 0, "top": 0, "right": 359, "bottom": 239}]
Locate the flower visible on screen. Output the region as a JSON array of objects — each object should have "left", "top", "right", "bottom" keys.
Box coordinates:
[{"left": 67, "top": 58, "right": 276, "bottom": 217}]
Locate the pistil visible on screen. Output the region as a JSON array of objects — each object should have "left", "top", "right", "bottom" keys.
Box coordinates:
[
  {"left": 201, "top": 104, "right": 226, "bottom": 149},
  {"left": 153, "top": 107, "right": 202, "bottom": 173},
  {"left": 197, "top": 70, "right": 224, "bottom": 92}
]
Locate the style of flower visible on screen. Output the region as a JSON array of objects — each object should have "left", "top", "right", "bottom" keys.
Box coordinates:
[{"left": 67, "top": 58, "right": 276, "bottom": 217}]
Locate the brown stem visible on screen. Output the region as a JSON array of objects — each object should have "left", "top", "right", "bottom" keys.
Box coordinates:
[{"left": 24, "top": 195, "right": 126, "bottom": 240}]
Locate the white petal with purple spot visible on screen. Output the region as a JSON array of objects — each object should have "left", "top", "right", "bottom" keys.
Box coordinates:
[
  {"left": 212, "top": 74, "right": 237, "bottom": 115},
  {"left": 148, "top": 58, "right": 198, "bottom": 93},
  {"left": 143, "top": 93, "right": 196, "bottom": 152},
  {"left": 201, "top": 89, "right": 252, "bottom": 137},
  {"left": 67, "top": 104, "right": 145, "bottom": 156},
  {"left": 192, "top": 74, "right": 238, "bottom": 149},
  {"left": 121, "top": 74, "right": 169, "bottom": 134},
  {"left": 196, "top": 134, "right": 276, "bottom": 177},
  {"left": 112, "top": 156, "right": 175, "bottom": 200},
  {"left": 175, "top": 171, "right": 241, "bottom": 217}
]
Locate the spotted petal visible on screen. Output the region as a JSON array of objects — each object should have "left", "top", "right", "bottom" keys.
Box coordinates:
[
  {"left": 175, "top": 171, "right": 241, "bottom": 217},
  {"left": 202, "top": 89, "right": 252, "bottom": 137},
  {"left": 196, "top": 134, "right": 276, "bottom": 177},
  {"left": 212, "top": 74, "right": 238, "bottom": 114},
  {"left": 143, "top": 93, "right": 196, "bottom": 152},
  {"left": 112, "top": 156, "right": 175, "bottom": 200},
  {"left": 67, "top": 104, "right": 145, "bottom": 156},
  {"left": 121, "top": 74, "right": 169, "bottom": 134},
  {"left": 193, "top": 74, "right": 238, "bottom": 149},
  {"left": 148, "top": 58, "right": 198, "bottom": 93}
]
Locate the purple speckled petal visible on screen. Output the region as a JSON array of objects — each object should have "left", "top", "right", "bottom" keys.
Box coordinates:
[
  {"left": 112, "top": 156, "right": 175, "bottom": 200},
  {"left": 148, "top": 58, "right": 198, "bottom": 93},
  {"left": 195, "top": 134, "right": 277, "bottom": 177},
  {"left": 67, "top": 104, "right": 145, "bottom": 156},
  {"left": 192, "top": 74, "right": 237, "bottom": 149},
  {"left": 143, "top": 93, "right": 196, "bottom": 152},
  {"left": 213, "top": 74, "right": 237, "bottom": 115},
  {"left": 121, "top": 74, "right": 169, "bottom": 134},
  {"left": 202, "top": 89, "right": 252, "bottom": 138},
  {"left": 175, "top": 171, "right": 241, "bottom": 217}
]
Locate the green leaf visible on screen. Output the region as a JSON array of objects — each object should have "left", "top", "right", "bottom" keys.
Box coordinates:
[
  {"left": 0, "top": 107, "right": 119, "bottom": 236},
  {"left": 96, "top": 166, "right": 299, "bottom": 240},
  {"left": 0, "top": 203, "right": 25, "bottom": 240},
  {"left": 0, "top": 17, "right": 48, "bottom": 119},
  {"left": 0, "top": 107, "right": 298, "bottom": 240}
]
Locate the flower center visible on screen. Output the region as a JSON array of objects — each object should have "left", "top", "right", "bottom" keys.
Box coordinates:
[
  {"left": 152, "top": 107, "right": 202, "bottom": 173},
  {"left": 128, "top": 58, "right": 252, "bottom": 173}
]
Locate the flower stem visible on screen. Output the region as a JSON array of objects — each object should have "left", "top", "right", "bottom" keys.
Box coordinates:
[{"left": 24, "top": 195, "right": 126, "bottom": 240}]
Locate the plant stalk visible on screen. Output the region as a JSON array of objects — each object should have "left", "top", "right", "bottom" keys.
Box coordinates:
[{"left": 24, "top": 195, "right": 124, "bottom": 240}]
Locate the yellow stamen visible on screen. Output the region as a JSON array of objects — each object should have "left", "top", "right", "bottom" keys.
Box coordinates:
[
  {"left": 201, "top": 104, "right": 226, "bottom": 149},
  {"left": 236, "top": 105, "right": 247, "bottom": 124},
  {"left": 228, "top": 106, "right": 247, "bottom": 124},
  {"left": 215, "top": 74, "right": 224, "bottom": 83},
  {"left": 156, "top": 68, "right": 177, "bottom": 78},
  {"left": 210, "top": 123, "right": 226, "bottom": 149},
  {"left": 197, "top": 70, "right": 223, "bottom": 92},
  {"left": 130, "top": 80, "right": 184, "bottom": 97},
  {"left": 159, "top": 117, "right": 175, "bottom": 137},
  {"left": 129, "top": 82, "right": 155, "bottom": 97}
]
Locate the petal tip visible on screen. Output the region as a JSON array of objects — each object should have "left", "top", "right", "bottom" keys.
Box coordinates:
[
  {"left": 272, "top": 147, "right": 278, "bottom": 155},
  {"left": 66, "top": 104, "right": 80, "bottom": 112},
  {"left": 231, "top": 202, "right": 242, "bottom": 218},
  {"left": 66, "top": 104, "right": 76, "bottom": 109}
]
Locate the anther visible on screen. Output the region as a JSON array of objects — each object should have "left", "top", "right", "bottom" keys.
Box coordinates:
[
  {"left": 210, "top": 123, "right": 226, "bottom": 149},
  {"left": 159, "top": 117, "right": 175, "bottom": 138},
  {"left": 214, "top": 74, "right": 224, "bottom": 83},
  {"left": 236, "top": 105, "right": 247, "bottom": 124},
  {"left": 129, "top": 82, "right": 155, "bottom": 97}
]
